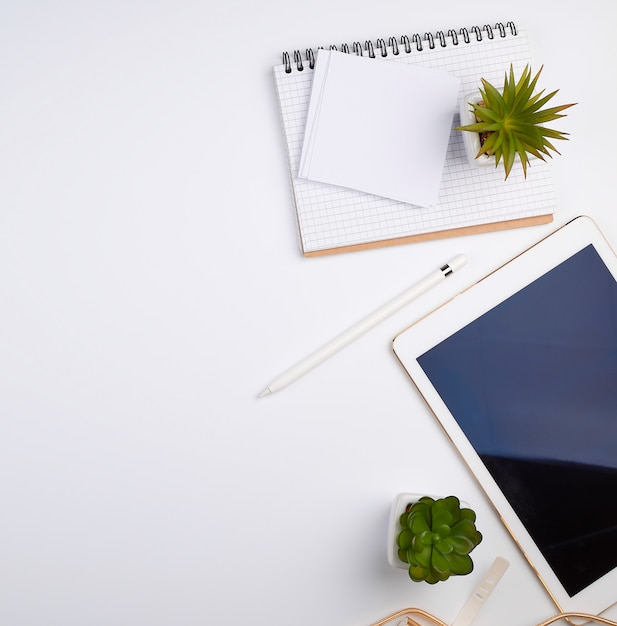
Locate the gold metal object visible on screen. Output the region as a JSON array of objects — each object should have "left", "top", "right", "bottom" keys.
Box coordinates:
[{"left": 367, "top": 608, "right": 617, "bottom": 626}]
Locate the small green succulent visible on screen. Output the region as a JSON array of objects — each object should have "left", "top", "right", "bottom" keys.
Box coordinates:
[
  {"left": 396, "top": 495, "right": 482, "bottom": 584},
  {"left": 456, "top": 64, "right": 576, "bottom": 180}
]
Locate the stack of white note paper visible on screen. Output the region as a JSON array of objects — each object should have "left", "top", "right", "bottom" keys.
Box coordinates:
[{"left": 298, "top": 49, "right": 460, "bottom": 208}]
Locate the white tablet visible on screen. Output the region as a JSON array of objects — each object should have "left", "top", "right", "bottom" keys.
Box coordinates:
[{"left": 393, "top": 216, "right": 617, "bottom": 621}]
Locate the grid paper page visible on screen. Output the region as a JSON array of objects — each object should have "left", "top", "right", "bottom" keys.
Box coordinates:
[{"left": 273, "top": 24, "right": 555, "bottom": 255}]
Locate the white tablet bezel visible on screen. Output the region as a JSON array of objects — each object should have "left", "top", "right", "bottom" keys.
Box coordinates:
[{"left": 392, "top": 215, "right": 617, "bottom": 620}]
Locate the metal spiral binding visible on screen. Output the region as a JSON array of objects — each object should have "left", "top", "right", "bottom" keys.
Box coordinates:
[
  {"left": 376, "top": 38, "right": 388, "bottom": 57},
  {"left": 306, "top": 48, "right": 315, "bottom": 69},
  {"left": 282, "top": 21, "right": 518, "bottom": 72},
  {"left": 293, "top": 50, "right": 303, "bottom": 71},
  {"left": 283, "top": 51, "right": 291, "bottom": 73}
]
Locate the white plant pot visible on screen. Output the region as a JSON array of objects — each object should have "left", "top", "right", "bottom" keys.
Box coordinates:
[
  {"left": 459, "top": 93, "right": 494, "bottom": 168},
  {"left": 386, "top": 493, "right": 469, "bottom": 570}
]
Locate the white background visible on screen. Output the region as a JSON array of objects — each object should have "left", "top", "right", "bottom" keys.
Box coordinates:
[{"left": 1, "top": 2, "right": 616, "bottom": 625}]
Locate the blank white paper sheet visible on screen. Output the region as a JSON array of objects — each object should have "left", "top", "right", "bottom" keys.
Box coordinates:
[{"left": 299, "top": 49, "right": 460, "bottom": 207}]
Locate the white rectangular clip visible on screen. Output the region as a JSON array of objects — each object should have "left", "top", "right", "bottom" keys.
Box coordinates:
[{"left": 451, "top": 556, "right": 510, "bottom": 626}]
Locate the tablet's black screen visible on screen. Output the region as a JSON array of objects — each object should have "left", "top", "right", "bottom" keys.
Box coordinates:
[{"left": 418, "top": 244, "right": 617, "bottom": 597}]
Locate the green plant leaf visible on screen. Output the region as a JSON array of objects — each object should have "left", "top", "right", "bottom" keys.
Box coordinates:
[
  {"left": 447, "top": 553, "right": 474, "bottom": 576},
  {"left": 417, "top": 496, "right": 436, "bottom": 506},
  {"left": 419, "top": 530, "right": 434, "bottom": 546},
  {"left": 411, "top": 532, "right": 424, "bottom": 553},
  {"left": 431, "top": 508, "right": 453, "bottom": 530},
  {"left": 397, "top": 529, "right": 413, "bottom": 550},
  {"left": 409, "top": 564, "right": 428, "bottom": 582},
  {"left": 406, "top": 548, "right": 419, "bottom": 566},
  {"left": 459, "top": 508, "right": 477, "bottom": 522},
  {"left": 451, "top": 519, "right": 478, "bottom": 539},
  {"left": 410, "top": 512, "right": 430, "bottom": 534},
  {"left": 431, "top": 549, "right": 450, "bottom": 576},
  {"left": 434, "top": 524, "right": 452, "bottom": 539},
  {"left": 435, "top": 538, "right": 453, "bottom": 555},
  {"left": 448, "top": 535, "right": 475, "bottom": 555},
  {"left": 416, "top": 545, "right": 432, "bottom": 568}
]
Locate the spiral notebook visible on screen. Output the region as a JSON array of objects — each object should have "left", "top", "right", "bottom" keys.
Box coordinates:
[{"left": 273, "top": 22, "right": 555, "bottom": 257}]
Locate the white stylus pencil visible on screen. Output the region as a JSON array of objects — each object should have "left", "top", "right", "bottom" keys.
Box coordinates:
[{"left": 258, "top": 254, "right": 467, "bottom": 397}]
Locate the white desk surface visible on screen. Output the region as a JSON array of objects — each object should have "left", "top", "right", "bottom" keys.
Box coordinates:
[{"left": 1, "top": 2, "right": 615, "bottom": 625}]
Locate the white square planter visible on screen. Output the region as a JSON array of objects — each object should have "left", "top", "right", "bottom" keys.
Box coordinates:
[{"left": 459, "top": 93, "right": 494, "bottom": 168}]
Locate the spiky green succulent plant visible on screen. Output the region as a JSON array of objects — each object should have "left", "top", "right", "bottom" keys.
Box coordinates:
[
  {"left": 456, "top": 64, "right": 576, "bottom": 179},
  {"left": 396, "top": 495, "right": 482, "bottom": 584}
]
